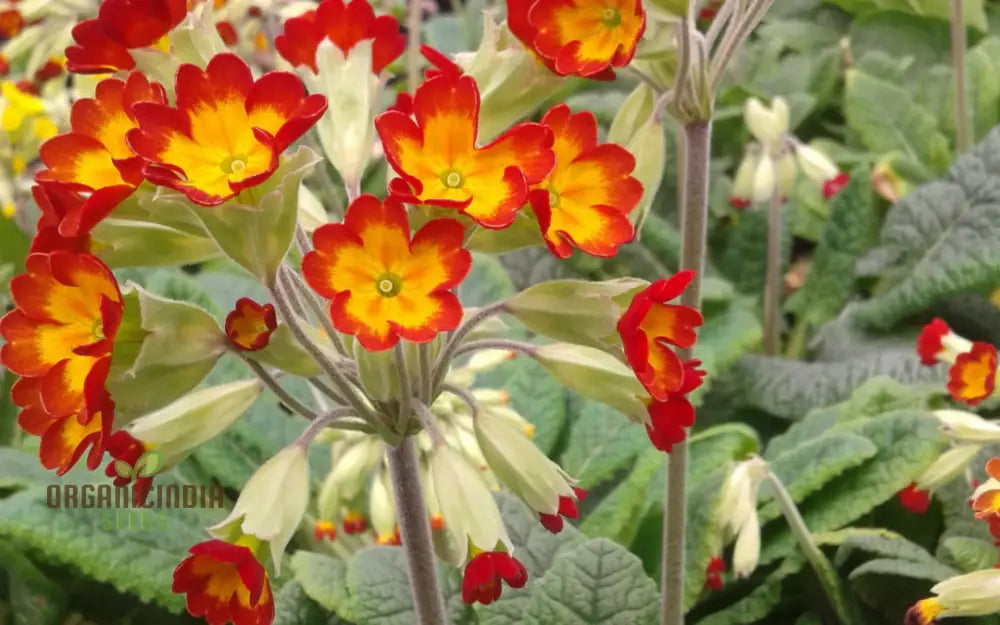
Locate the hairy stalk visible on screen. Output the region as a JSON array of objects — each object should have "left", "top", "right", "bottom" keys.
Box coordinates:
[
  {"left": 430, "top": 301, "right": 507, "bottom": 390},
  {"left": 951, "top": 0, "right": 970, "bottom": 153},
  {"left": 440, "top": 382, "right": 480, "bottom": 419},
  {"left": 762, "top": 185, "right": 783, "bottom": 355},
  {"left": 452, "top": 338, "right": 538, "bottom": 359},
  {"left": 243, "top": 357, "right": 319, "bottom": 419},
  {"left": 417, "top": 343, "right": 433, "bottom": 403},
  {"left": 387, "top": 438, "right": 448, "bottom": 625},
  {"left": 281, "top": 266, "right": 349, "bottom": 357},
  {"left": 394, "top": 343, "right": 414, "bottom": 432},
  {"left": 661, "top": 120, "right": 712, "bottom": 625},
  {"left": 406, "top": 0, "right": 422, "bottom": 89},
  {"left": 765, "top": 470, "right": 853, "bottom": 625},
  {"left": 294, "top": 407, "right": 372, "bottom": 448}
]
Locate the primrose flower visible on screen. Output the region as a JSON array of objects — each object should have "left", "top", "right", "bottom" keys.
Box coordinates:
[
  {"left": 717, "top": 457, "right": 768, "bottom": 579},
  {"left": 972, "top": 458, "right": 1000, "bottom": 532},
  {"left": 302, "top": 194, "right": 472, "bottom": 351},
  {"left": 226, "top": 298, "right": 277, "bottom": 351},
  {"left": 617, "top": 270, "right": 704, "bottom": 401},
  {"left": 314, "top": 520, "right": 337, "bottom": 542},
  {"left": 127, "top": 53, "right": 327, "bottom": 206},
  {"left": 275, "top": 0, "right": 405, "bottom": 74},
  {"left": 897, "top": 483, "right": 931, "bottom": 514},
  {"left": 644, "top": 359, "right": 705, "bottom": 452},
  {"left": 36, "top": 72, "right": 167, "bottom": 237},
  {"left": 172, "top": 538, "right": 274, "bottom": 625},
  {"left": 0, "top": 252, "right": 123, "bottom": 473},
  {"left": 462, "top": 549, "right": 528, "bottom": 605},
  {"left": 66, "top": 0, "right": 188, "bottom": 74},
  {"left": 917, "top": 318, "right": 998, "bottom": 406},
  {"left": 29, "top": 183, "right": 95, "bottom": 254},
  {"left": 528, "top": 104, "right": 641, "bottom": 258},
  {"left": 506, "top": 0, "right": 645, "bottom": 78},
  {"left": 905, "top": 568, "right": 1000, "bottom": 624},
  {"left": 375, "top": 50, "right": 555, "bottom": 229}
]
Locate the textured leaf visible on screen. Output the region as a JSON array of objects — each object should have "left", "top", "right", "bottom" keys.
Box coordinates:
[
  {"left": 0, "top": 475, "right": 222, "bottom": 612},
  {"left": 965, "top": 37, "right": 1000, "bottom": 141},
  {"left": 848, "top": 557, "right": 957, "bottom": 584},
  {"left": 500, "top": 247, "right": 565, "bottom": 291},
  {"left": 695, "top": 555, "right": 806, "bottom": 625},
  {"left": 854, "top": 127, "right": 1000, "bottom": 327},
  {"left": 0, "top": 447, "right": 53, "bottom": 489},
  {"left": 844, "top": 68, "right": 950, "bottom": 175},
  {"left": 728, "top": 351, "right": 945, "bottom": 420},
  {"left": 785, "top": 170, "right": 878, "bottom": 326},
  {"left": 460, "top": 253, "right": 516, "bottom": 307},
  {"left": 761, "top": 411, "right": 945, "bottom": 563},
  {"left": 143, "top": 268, "right": 223, "bottom": 317},
  {"left": 830, "top": 529, "right": 940, "bottom": 567},
  {"left": 712, "top": 205, "right": 791, "bottom": 295},
  {"left": 559, "top": 399, "right": 647, "bottom": 489},
  {"left": 939, "top": 536, "right": 999, "bottom": 573},
  {"left": 290, "top": 551, "right": 350, "bottom": 618},
  {"left": 759, "top": 433, "right": 878, "bottom": 523},
  {"left": 0, "top": 540, "right": 66, "bottom": 625},
  {"left": 273, "top": 580, "right": 344, "bottom": 625},
  {"left": 848, "top": 10, "right": 950, "bottom": 67},
  {"left": 691, "top": 298, "right": 762, "bottom": 400},
  {"left": 523, "top": 538, "right": 659, "bottom": 625},
  {"left": 683, "top": 468, "right": 727, "bottom": 611},
  {"left": 579, "top": 447, "right": 663, "bottom": 543}
]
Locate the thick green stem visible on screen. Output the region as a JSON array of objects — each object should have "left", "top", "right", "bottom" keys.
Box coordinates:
[
  {"left": 661, "top": 120, "right": 712, "bottom": 625},
  {"left": 951, "top": 0, "right": 970, "bottom": 153},
  {"left": 762, "top": 186, "right": 783, "bottom": 356},
  {"left": 766, "top": 470, "right": 853, "bottom": 625},
  {"left": 386, "top": 438, "right": 449, "bottom": 625}
]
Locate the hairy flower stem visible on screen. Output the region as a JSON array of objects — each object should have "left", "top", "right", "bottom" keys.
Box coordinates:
[
  {"left": 765, "top": 470, "right": 853, "bottom": 625},
  {"left": 661, "top": 120, "right": 712, "bottom": 625},
  {"left": 430, "top": 301, "right": 507, "bottom": 392},
  {"left": 387, "top": 437, "right": 449, "bottom": 625},
  {"left": 762, "top": 186, "right": 783, "bottom": 356},
  {"left": 406, "top": 0, "right": 422, "bottom": 89},
  {"left": 951, "top": 0, "right": 970, "bottom": 153},
  {"left": 394, "top": 343, "right": 413, "bottom": 432},
  {"left": 243, "top": 356, "right": 320, "bottom": 419}
]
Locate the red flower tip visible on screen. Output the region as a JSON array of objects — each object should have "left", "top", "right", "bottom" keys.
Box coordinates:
[
  {"left": 275, "top": 0, "right": 405, "bottom": 74},
  {"left": 948, "top": 342, "right": 998, "bottom": 406},
  {"left": 704, "top": 555, "right": 726, "bottom": 590},
  {"left": 104, "top": 429, "right": 154, "bottom": 506},
  {"left": 343, "top": 510, "right": 368, "bottom": 534},
  {"left": 917, "top": 318, "right": 950, "bottom": 365},
  {"left": 822, "top": 172, "right": 850, "bottom": 199},
  {"left": 430, "top": 514, "right": 446, "bottom": 531},
  {"left": 538, "top": 513, "right": 564, "bottom": 533},
  {"left": 539, "top": 489, "right": 586, "bottom": 533},
  {"left": 729, "top": 196, "right": 751, "bottom": 210},
  {"left": 65, "top": 0, "right": 187, "bottom": 74},
  {"left": 216, "top": 20, "right": 239, "bottom": 46},
  {"left": 172, "top": 539, "right": 274, "bottom": 625},
  {"left": 15, "top": 79, "right": 38, "bottom": 95},
  {"left": 34, "top": 58, "right": 64, "bottom": 82},
  {"left": 314, "top": 520, "right": 337, "bottom": 541},
  {"left": 0, "top": 9, "right": 23, "bottom": 40},
  {"left": 461, "top": 551, "right": 528, "bottom": 605},
  {"left": 387, "top": 91, "right": 413, "bottom": 115},
  {"left": 897, "top": 483, "right": 931, "bottom": 514},
  {"left": 225, "top": 298, "right": 277, "bottom": 351}
]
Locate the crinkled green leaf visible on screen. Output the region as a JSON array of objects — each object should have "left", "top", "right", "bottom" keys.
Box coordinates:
[
  {"left": 844, "top": 68, "right": 949, "bottom": 176},
  {"left": 848, "top": 557, "right": 957, "bottom": 584},
  {"left": 728, "top": 352, "right": 944, "bottom": 420},
  {"left": 761, "top": 411, "right": 945, "bottom": 564},
  {"left": 683, "top": 467, "right": 728, "bottom": 611},
  {"left": 290, "top": 551, "right": 350, "bottom": 618},
  {"left": 694, "top": 555, "right": 806, "bottom": 625},
  {"left": 0, "top": 447, "right": 53, "bottom": 489},
  {"left": 939, "top": 536, "right": 999, "bottom": 573},
  {"left": 460, "top": 253, "right": 516, "bottom": 307},
  {"left": 785, "top": 170, "right": 878, "bottom": 326},
  {"left": 965, "top": 37, "right": 1000, "bottom": 141},
  {"left": 559, "top": 399, "right": 647, "bottom": 489},
  {"left": 692, "top": 298, "right": 762, "bottom": 400},
  {"left": 712, "top": 205, "right": 791, "bottom": 295},
  {"left": 273, "top": 580, "right": 346, "bottom": 625},
  {"left": 0, "top": 539, "right": 66, "bottom": 625},
  {"left": 579, "top": 447, "right": 663, "bottom": 544},
  {"left": 759, "top": 432, "right": 878, "bottom": 523},
  {"left": 829, "top": 529, "right": 940, "bottom": 567},
  {"left": 848, "top": 10, "right": 950, "bottom": 66},
  {"left": 853, "top": 128, "right": 1000, "bottom": 328},
  {"left": 522, "top": 538, "right": 659, "bottom": 625}
]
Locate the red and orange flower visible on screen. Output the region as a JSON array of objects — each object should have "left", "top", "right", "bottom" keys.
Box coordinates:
[
  {"left": 104, "top": 430, "right": 155, "bottom": 505},
  {"left": 275, "top": 0, "right": 405, "bottom": 74},
  {"left": 30, "top": 184, "right": 94, "bottom": 254},
  {"left": 506, "top": 0, "right": 644, "bottom": 78},
  {"left": 36, "top": 71, "right": 166, "bottom": 237},
  {"left": 897, "top": 483, "right": 931, "bottom": 514},
  {"left": 644, "top": 359, "right": 704, "bottom": 452},
  {"left": 66, "top": 0, "right": 187, "bottom": 74},
  {"left": 314, "top": 520, "right": 337, "bottom": 542},
  {"left": 375, "top": 52, "right": 555, "bottom": 229},
  {"left": 0, "top": 252, "right": 123, "bottom": 473},
  {"left": 225, "top": 298, "right": 277, "bottom": 351},
  {"left": 302, "top": 194, "right": 472, "bottom": 351},
  {"left": 461, "top": 550, "right": 528, "bottom": 605},
  {"left": 529, "top": 104, "right": 641, "bottom": 258},
  {"left": 172, "top": 539, "right": 274, "bottom": 625},
  {"left": 973, "top": 458, "right": 1000, "bottom": 535},
  {"left": 917, "top": 318, "right": 999, "bottom": 406},
  {"left": 617, "top": 271, "right": 704, "bottom": 401},
  {"left": 127, "top": 53, "right": 327, "bottom": 206},
  {"left": 343, "top": 510, "right": 368, "bottom": 534}
]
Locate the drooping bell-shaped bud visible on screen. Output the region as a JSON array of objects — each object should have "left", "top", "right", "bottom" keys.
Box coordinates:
[
  {"left": 731, "top": 509, "right": 760, "bottom": 579},
  {"left": 905, "top": 569, "right": 1000, "bottom": 623},
  {"left": 914, "top": 444, "right": 982, "bottom": 491},
  {"left": 730, "top": 145, "right": 760, "bottom": 208},
  {"left": 751, "top": 154, "right": 776, "bottom": 203},
  {"left": 934, "top": 410, "right": 1000, "bottom": 443},
  {"left": 209, "top": 445, "right": 310, "bottom": 574},
  {"left": 744, "top": 97, "right": 788, "bottom": 147},
  {"left": 370, "top": 468, "right": 399, "bottom": 545},
  {"left": 533, "top": 343, "right": 649, "bottom": 421}
]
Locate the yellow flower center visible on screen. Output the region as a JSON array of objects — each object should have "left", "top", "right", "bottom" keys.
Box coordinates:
[
  {"left": 90, "top": 317, "right": 106, "bottom": 341},
  {"left": 441, "top": 169, "right": 464, "bottom": 189},
  {"left": 375, "top": 272, "right": 402, "bottom": 297},
  {"left": 547, "top": 189, "right": 560, "bottom": 208},
  {"left": 601, "top": 7, "right": 621, "bottom": 27},
  {"left": 223, "top": 155, "right": 248, "bottom": 174}
]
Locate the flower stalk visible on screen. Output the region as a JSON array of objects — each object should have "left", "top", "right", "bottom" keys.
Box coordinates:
[
  {"left": 951, "top": 0, "right": 970, "bottom": 153},
  {"left": 387, "top": 437, "right": 449, "bottom": 625},
  {"left": 762, "top": 184, "right": 783, "bottom": 355}
]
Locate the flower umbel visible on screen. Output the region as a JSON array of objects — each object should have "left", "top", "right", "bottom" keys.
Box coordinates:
[
  {"left": 376, "top": 50, "right": 555, "bottom": 229},
  {"left": 128, "top": 53, "right": 327, "bottom": 205},
  {"left": 302, "top": 194, "right": 472, "bottom": 351}
]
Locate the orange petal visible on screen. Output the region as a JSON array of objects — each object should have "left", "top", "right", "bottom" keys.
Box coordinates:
[{"left": 948, "top": 342, "right": 998, "bottom": 405}]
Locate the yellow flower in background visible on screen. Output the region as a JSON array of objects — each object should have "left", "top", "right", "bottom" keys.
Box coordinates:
[{"left": 1, "top": 81, "right": 46, "bottom": 132}]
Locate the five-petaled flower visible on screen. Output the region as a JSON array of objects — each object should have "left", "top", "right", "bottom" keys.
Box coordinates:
[
  {"left": 302, "top": 194, "right": 472, "bottom": 351},
  {"left": 36, "top": 71, "right": 166, "bottom": 237},
  {"left": 275, "top": 0, "right": 405, "bottom": 74},
  {"left": 617, "top": 271, "right": 704, "bottom": 401},
  {"left": 917, "top": 319, "right": 999, "bottom": 406},
  {"left": 375, "top": 50, "right": 555, "bottom": 229},
  {"left": 529, "top": 104, "right": 640, "bottom": 258},
  {"left": 972, "top": 458, "right": 1000, "bottom": 539},
  {"left": 462, "top": 550, "right": 528, "bottom": 605},
  {"left": 172, "top": 539, "right": 274, "bottom": 625},
  {"left": 538, "top": 487, "right": 587, "bottom": 533},
  {"left": 506, "top": 0, "right": 645, "bottom": 78},
  {"left": 0, "top": 252, "right": 123, "bottom": 473},
  {"left": 66, "top": 0, "right": 187, "bottom": 74},
  {"left": 127, "top": 53, "right": 327, "bottom": 206},
  {"left": 644, "top": 359, "right": 705, "bottom": 452},
  {"left": 226, "top": 298, "right": 277, "bottom": 351}
]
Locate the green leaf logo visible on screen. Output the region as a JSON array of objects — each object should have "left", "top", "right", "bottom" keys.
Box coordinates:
[
  {"left": 111, "top": 450, "right": 163, "bottom": 480},
  {"left": 112, "top": 459, "right": 133, "bottom": 479}
]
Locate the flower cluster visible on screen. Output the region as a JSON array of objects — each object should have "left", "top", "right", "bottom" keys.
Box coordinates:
[
  {"left": 730, "top": 96, "right": 848, "bottom": 209},
  {"left": 918, "top": 318, "right": 998, "bottom": 406}
]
